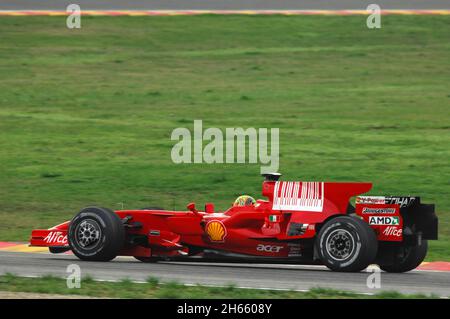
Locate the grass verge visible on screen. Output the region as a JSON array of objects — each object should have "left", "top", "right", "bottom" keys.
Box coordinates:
[{"left": 0, "top": 274, "right": 439, "bottom": 299}]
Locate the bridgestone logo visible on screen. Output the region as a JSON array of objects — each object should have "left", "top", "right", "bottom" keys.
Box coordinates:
[{"left": 362, "top": 207, "right": 396, "bottom": 214}]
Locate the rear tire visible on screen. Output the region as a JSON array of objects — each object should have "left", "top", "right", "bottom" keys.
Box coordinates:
[
  {"left": 68, "top": 207, "right": 125, "bottom": 261},
  {"left": 316, "top": 216, "right": 378, "bottom": 272},
  {"left": 379, "top": 240, "right": 428, "bottom": 273}
]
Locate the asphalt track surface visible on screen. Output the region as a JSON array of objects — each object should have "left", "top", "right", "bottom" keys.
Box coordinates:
[
  {"left": 0, "top": 251, "right": 449, "bottom": 297},
  {"left": 1, "top": 0, "right": 450, "bottom": 10}
]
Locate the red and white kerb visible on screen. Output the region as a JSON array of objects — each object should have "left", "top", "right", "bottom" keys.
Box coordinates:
[{"left": 272, "top": 181, "right": 324, "bottom": 212}]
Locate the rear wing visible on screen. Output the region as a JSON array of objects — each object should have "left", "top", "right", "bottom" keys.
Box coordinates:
[
  {"left": 356, "top": 196, "right": 438, "bottom": 241},
  {"left": 397, "top": 197, "right": 438, "bottom": 240}
]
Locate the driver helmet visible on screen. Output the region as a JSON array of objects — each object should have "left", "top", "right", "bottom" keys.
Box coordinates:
[{"left": 233, "top": 195, "right": 256, "bottom": 207}]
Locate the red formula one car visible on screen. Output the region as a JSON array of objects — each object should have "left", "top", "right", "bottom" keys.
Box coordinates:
[{"left": 30, "top": 173, "right": 438, "bottom": 272}]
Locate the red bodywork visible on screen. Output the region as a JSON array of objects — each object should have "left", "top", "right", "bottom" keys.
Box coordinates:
[{"left": 30, "top": 179, "right": 414, "bottom": 259}]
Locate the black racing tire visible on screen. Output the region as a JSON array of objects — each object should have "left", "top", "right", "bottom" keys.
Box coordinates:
[
  {"left": 68, "top": 207, "right": 125, "bottom": 261},
  {"left": 379, "top": 240, "right": 428, "bottom": 273},
  {"left": 316, "top": 216, "right": 378, "bottom": 272},
  {"left": 134, "top": 256, "right": 160, "bottom": 263}
]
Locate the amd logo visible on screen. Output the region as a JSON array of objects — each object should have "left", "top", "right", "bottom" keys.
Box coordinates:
[{"left": 369, "top": 216, "right": 399, "bottom": 226}]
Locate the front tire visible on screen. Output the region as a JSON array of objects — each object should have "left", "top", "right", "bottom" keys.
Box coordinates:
[
  {"left": 379, "top": 240, "right": 428, "bottom": 273},
  {"left": 68, "top": 207, "right": 125, "bottom": 261},
  {"left": 316, "top": 216, "right": 378, "bottom": 272}
]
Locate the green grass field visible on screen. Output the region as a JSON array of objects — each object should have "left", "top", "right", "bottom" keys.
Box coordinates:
[
  {"left": 0, "top": 274, "right": 438, "bottom": 299},
  {"left": 0, "top": 15, "right": 449, "bottom": 260}
]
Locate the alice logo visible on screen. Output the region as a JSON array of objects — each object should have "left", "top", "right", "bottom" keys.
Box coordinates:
[
  {"left": 171, "top": 120, "right": 279, "bottom": 174},
  {"left": 205, "top": 220, "right": 227, "bottom": 242}
]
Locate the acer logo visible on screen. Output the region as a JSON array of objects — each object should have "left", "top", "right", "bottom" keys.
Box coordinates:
[
  {"left": 256, "top": 244, "right": 283, "bottom": 253},
  {"left": 44, "top": 232, "right": 68, "bottom": 245}
]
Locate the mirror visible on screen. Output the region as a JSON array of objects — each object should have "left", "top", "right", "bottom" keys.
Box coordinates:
[
  {"left": 205, "top": 203, "right": 214, "bottom": 214},
  {"left": 187, "top": 202, "right": 197, "bottom": 213}
]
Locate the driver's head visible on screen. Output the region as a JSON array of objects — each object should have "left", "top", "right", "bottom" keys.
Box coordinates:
[{"left": 233, "top": 195, "right": 256, "bottom": 207}]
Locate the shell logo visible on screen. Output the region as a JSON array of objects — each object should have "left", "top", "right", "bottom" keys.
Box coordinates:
[{"left": 205, "top": 220, "right": 227, "bottom": 242}]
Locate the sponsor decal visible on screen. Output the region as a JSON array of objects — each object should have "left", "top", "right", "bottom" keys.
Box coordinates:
[
  {"left": 385, "top": 196, "right": 416, "bottom": 208},
  {"left": 357, "top": 196, "right": 417, "bottom": 208},
  {"left": 268, "top": 215, "right": 280, "bottom": 222},
  {"left": 256, "top": 244, "right": 283, "bottom": 253},
  {"left": 362, "top": 207, "right": 396, "bottom": 214},
  {"left": 287, "top": 243, "right": 302, "bottom": 257},
  {"left": 356, "top": 196, "right": 385, "bottom": 205},
  {"left": 205, "top": 220, "right": 227, "bottom": 242},
  {"left": 369, "top": 216, "right": 399, "bottom": 225},
  {"left": 44, "top": 231, "right": 68, "bottom": 245},
  {"left": 272, "top": 181, "right": 324, "bottom": 212},
  {"left": 383, "top": 226, "right": 402, "bottom": 237}
]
